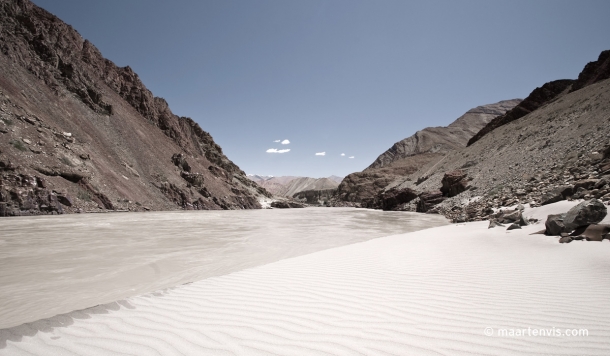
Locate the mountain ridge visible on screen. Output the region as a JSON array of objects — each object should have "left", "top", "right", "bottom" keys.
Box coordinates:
[{"left": 0, "top": 0, "right": 269, "bottom": 216}]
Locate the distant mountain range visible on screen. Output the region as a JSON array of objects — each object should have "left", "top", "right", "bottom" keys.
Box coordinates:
[{"left": 247, "top": 175, "right": 342, "bottom": 197}]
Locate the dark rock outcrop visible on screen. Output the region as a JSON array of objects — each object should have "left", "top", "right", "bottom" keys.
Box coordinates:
[
  {"left": 271, "top": 201, "right": 305, "bottom": 209},
  {"left": 377, "top": 187, "right": 418, "bottom": 211},
  {"left": 440, "top": 170, "right": 469, "bottom": 197},
  {"left": 570, "top": 50, "right": 610, "bottom": 92},
  {"left": 417, "top": 190, "right": 445, "bottom": 213}
]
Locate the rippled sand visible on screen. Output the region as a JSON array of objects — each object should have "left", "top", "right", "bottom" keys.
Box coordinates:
[
  {"left": 0, "top": 207, "right": 448, "bottom": 329},
  {"left": 2, "top": 203, "right": 610, "bottom": 355}
]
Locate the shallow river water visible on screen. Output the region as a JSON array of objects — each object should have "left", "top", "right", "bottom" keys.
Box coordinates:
[{"left": 0, "top": 207, "right": 448, "bottom": 329}]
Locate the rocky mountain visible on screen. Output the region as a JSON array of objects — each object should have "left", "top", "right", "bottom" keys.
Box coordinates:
[
  {"left": 360, "top": 50, "right": 610, "bottom": 222},
  {"left": 367, "top": 99, "right": 522, "bottom": 170},
  {"left": 0, "top": 0, "right": 270, "bottom": 216},
  {"left": 247, "top": 175, "right": 339, "bottom": 197},
  {"left": 333, "top": 99, "right": 521, "bottom": 204}
]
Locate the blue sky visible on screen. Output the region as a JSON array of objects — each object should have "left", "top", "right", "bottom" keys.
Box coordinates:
[{"left": 32, "top": 0, "right": 610, "bottom": 178}]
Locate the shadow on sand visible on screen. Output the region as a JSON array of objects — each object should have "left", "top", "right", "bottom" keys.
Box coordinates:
[{"left": 0, "top": 299, "right": 136, "bottom": 349}]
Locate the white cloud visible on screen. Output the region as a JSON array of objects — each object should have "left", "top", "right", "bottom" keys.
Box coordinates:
[
  {"left": 349, "top": 156, "right": 355, "bottom": 159},
  {"left": 273, "top": 140, "right": 280, "bottom": 143},
  {"left": 281, "top": 139, "right": 290, "bottom": 145},
  {"left": 315, "top": 152, "right": 326, "bottom": 156},
  {"left": 341, "top": 153, "right": 345, "bottom": 156},
  {"left": 266, "top": 148, "right": 291, "bottom": 153}
]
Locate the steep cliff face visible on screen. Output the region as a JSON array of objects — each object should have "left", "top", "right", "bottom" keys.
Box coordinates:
[
  {"left": 0, "top": 0, "right": 269, "bottom": 216},
  {"left": 333, "top": 100, "right": 520, "bottom": 204}
]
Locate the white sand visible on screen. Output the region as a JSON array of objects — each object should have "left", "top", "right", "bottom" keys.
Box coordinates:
[{"left": 2, "top": 203, "right": 610, "bottom": 355}]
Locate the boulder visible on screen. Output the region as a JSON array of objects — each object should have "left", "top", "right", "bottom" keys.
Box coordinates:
[
  {"left": 563, "top": 199, "right": 607, "bottom": 231},
  {"left": 507, "top": 222, "right": 521, "bottom": 230},
  {"left": 559, "top": 236, "right": 573, "bottom": 243},
  {"left": 545, "top": 214, "right": 566, "bottom": 235},
  {"left": 540, "top": 185, "right": 574, "bottom": 205}
]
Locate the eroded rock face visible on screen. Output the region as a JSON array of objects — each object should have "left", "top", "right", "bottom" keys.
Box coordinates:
[
  {"left": 417, "top": 190, "right": 445, "bottom": 213},
  {"left": 0, "top": 173, "right": 63, "bottom": 216},
  {"left": 378, "top": 188, "right": 418, "bottom": 211},
  {"left": 563, "top": 199, "right": 607, "bottom": 231}
]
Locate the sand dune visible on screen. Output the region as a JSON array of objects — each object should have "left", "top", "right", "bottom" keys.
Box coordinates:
[{"left": 2, "top": 204, "right": 610, "bottom": 355}]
